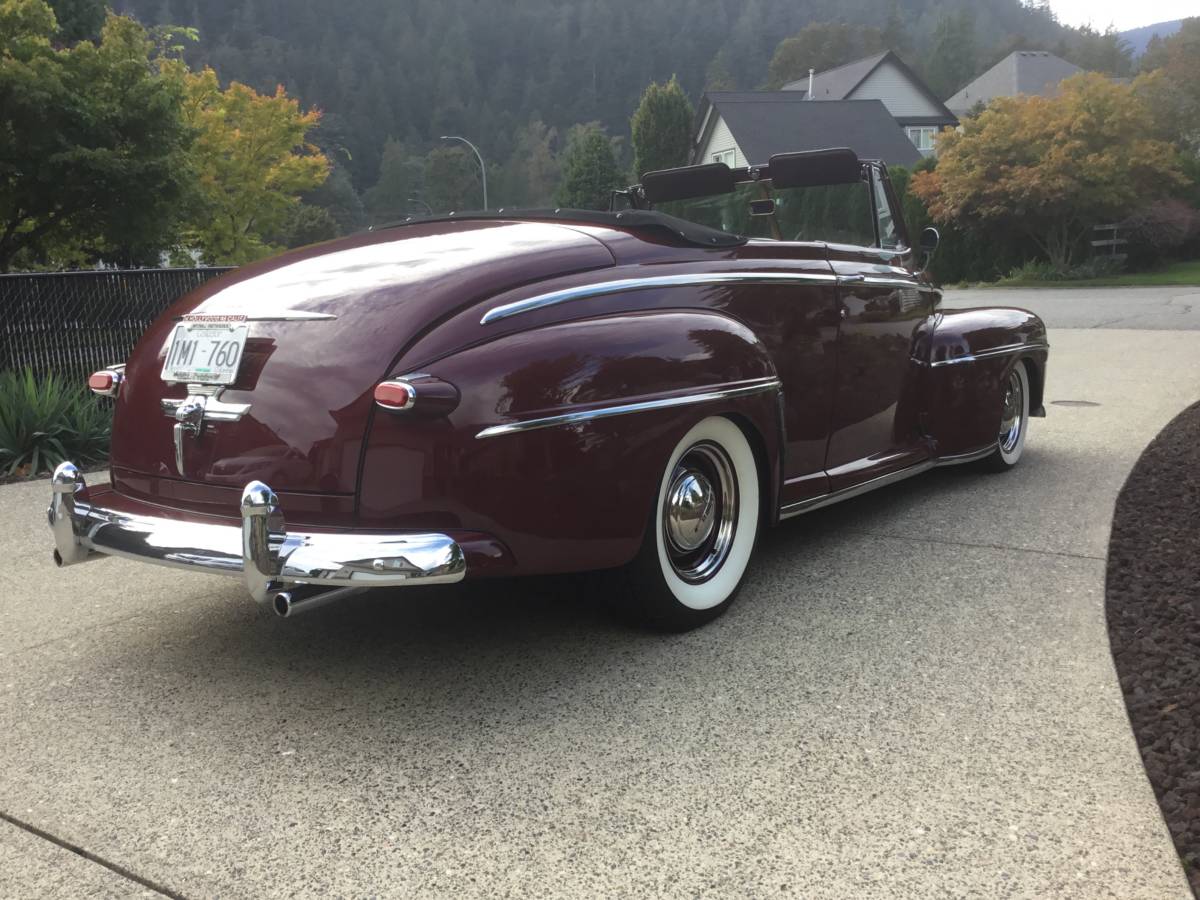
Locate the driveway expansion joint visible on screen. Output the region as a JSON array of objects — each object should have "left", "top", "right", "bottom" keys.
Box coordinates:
[{"left": 0, "top": 810, "right": 187, "bottom": 900}]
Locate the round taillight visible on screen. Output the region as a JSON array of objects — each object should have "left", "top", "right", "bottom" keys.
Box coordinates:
[
  {"left": 88, "top": 369, "right": 125, "bottom": 398},
  {"left": 374, "top": 381, "right": 414, "bottom": 410}
]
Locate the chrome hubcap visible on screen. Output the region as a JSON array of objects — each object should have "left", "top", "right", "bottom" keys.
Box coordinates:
[
  {"left": 662, "top": 442, "right": 737, "bottom": 584},
  {"left": 666, "top": 471, "right": 716, "bottom": 552},
  {"left": 999, "top": 369, "right": 1024, "bottom": 453}
]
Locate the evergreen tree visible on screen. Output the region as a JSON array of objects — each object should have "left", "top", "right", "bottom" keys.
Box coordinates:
[
  {"left": 47, "top": 0, "right": 104, "bottom": 42},
  {"left": 424, "top": 146, "right": 481, "bottom": 213},
  {"left": 766, "top": 23, "right": 887, "bottom": 89},
  {"left": 1066, "top": 26, "right": 1134, "bottom": 76},
  {"left": 555, "top": 124, "right": 622, "bottom": 210},
  {"left": 924, "top": 10, "right": 978, "bottom": 98},
  {"left": 365, "top": 140, "right": 425, "bottom": 222},
  {"left": 704, "top": 50, "right": 737, "bottom": 91},
  {"left": 630, "top": 76, "right": 693, "bottom": 178},
  {"left": 881, "top": 3, "right": 911, "bottom": 56}
]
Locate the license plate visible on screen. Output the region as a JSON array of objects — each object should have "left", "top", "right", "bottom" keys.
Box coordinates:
[{"left": 161, "top": 315, "right": 249, "bottom": 385}]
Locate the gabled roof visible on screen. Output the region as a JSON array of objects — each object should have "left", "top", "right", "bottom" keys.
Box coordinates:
[
  {"left": 781, "top": 50, "right": 957, "bottom": 123},
  {"left": 697, "top": 94, "right": 922, "bottom": 168},
  {"left": 782, "top": 51, "right": 890, "bottom": 98},
  {"left": 945, "top": 51, "right": 1082, "bottom": 116}
]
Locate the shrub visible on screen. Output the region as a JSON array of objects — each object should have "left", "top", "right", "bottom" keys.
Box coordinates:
[
  {"left": 1120, "top": 199, "right": 1200, "bottom": 269},
  {"left": 0, "top": 369, "right": 111, "bottom": 477},
  {"left": 998, "top": 256, "right": 1126, "bottom": 283},
  {"left": 890, "top": 162, "right": 1039, "bottom": 284}
]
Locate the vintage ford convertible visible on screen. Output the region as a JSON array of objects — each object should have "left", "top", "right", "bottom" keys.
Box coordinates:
[{"left": 49, "top": 149, "right": 1047, "bottom": 629}]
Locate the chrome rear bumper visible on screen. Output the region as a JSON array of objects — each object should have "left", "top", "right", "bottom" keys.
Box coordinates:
[{"left": 48, "top": 463, "right": 466, "bottom": 606}]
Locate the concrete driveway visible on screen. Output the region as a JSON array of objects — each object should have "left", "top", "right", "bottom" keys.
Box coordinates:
[{"left": 2, "top": 286, "right": 1198, "bottom": 898}]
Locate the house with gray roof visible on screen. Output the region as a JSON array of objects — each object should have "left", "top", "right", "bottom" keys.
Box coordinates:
[
  {"left": 781, "top": 50, "right": 958, "bottom": 156},
  {"left": 691, "top": 94, "right": 923, "bottom": 169},
  {"left": 945, "top": 51, "right": 1082, "bottom": 118}
]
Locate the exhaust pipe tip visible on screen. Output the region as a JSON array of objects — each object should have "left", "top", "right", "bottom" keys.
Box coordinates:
[{"left": 270, "top": 584, "right": 363, "bottom": 618}]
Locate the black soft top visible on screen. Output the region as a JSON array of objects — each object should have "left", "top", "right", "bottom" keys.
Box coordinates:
[{"left": 376, "top": 208, "right": 746, "bottom": 249}]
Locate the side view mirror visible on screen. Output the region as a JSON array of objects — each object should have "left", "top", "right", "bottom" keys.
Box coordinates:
[{"left": 920, "top": 226, "right": 940, "bottom": 255}]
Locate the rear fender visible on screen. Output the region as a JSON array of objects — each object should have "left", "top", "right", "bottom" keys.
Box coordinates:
[
  {"left": 925, "top": 308, "right": 1049, "bottom": 455},
  {"left": 358, "top": 310, "right": 782, "bottom": 576}
]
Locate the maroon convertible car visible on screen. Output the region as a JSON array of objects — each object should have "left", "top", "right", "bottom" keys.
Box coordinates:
[{"left": 50, "top": 148, "right": 1047, "bottom": 630}]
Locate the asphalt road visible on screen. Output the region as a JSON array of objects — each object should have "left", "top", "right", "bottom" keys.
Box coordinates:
[
  {"left": 947, "top": 284, "right": 1200, "bottom": 330},
  {"left": 2, "top": 287, "right": 1198, "bottom": 898}
]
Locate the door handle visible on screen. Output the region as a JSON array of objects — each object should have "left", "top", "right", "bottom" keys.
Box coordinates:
[{"left": 838, "top": 274, "right": 865, "bottom": 284}]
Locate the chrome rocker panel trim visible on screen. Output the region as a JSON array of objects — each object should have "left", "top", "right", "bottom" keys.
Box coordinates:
[
  {"left": 48, "top": 463, "right": 466, "bottom": 605},
  {"left": 481, "top": 272, "right": 838, "bottom": 324},
  {"left": 778, "top": 444, "right": 999, "bottom": 519},
  {"left": 475, "top": 377, "right": 782, "bottom": 439}
]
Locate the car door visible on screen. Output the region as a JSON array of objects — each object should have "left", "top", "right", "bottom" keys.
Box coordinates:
[
  {"left": 824, "top": 165, "right": 934, "bottom": 492},
  {"left": 724, "top": 238, "right": 841, "bottom": 507}
]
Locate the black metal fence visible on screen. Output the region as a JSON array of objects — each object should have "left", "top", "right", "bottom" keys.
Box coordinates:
[{"left": 0, "top": 268, "right": 235, "bottom": 382}]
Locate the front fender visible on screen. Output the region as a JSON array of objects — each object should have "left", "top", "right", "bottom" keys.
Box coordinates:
[
  {"left": 357, "top": 310, "right": 782, "bottom": 576},
  {"left": 925, "top": 307, "right": 1049, "bottom": 455}
]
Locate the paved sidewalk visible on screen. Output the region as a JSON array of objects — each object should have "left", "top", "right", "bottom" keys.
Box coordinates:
[{"left": 1, "top": 299, "right": 1197, "bottom": 896}]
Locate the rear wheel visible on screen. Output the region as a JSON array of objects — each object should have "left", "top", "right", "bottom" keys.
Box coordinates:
[
  {"left": 620, "top": 416, "right": 760, "bottom": 631},
  {"left": 982, "top": 360, "right": 1031, "bottom": 472}
]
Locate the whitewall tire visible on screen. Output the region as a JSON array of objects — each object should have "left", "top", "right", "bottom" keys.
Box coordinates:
[
  {"left": 622, "top": 416, "right": 760, "bottom": 630},
  {"left": 984, "top": 360, "right": 1030, "bottom": 471}
]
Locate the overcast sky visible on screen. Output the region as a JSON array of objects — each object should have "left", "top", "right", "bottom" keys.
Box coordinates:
[{"left": 1050, "top": 0, "right": 1194, "bottom": 31}]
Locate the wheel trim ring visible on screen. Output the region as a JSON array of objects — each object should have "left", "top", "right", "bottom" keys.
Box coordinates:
[
  {"left": 998, "top": 368, "right": 1024, "bottom": 453},
  {"left": 661, "top": 442, "right": 738, "bottom": 585}
]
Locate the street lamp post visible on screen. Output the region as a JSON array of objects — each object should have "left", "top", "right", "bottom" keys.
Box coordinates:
[{"left": 440, "top": 135, "right": 488, "bottom": 211}]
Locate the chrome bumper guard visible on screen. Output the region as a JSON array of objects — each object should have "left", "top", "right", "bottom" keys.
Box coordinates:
[{"left": 48, "top": 463, "right": 466, "bottom": 612}]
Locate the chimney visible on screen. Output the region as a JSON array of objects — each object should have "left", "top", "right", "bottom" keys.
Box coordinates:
[{"left": 808, "top": 68, "right": 815, "bottom": 99}]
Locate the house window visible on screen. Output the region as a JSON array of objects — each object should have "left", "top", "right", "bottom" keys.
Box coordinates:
[
  {"left": 711, "top": 149, "right": 736, "bottom": 167},
  {"left": 906, "top": 126, "right": 937, "bottom": 156}
]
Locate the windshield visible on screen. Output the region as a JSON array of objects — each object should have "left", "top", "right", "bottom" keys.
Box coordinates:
[{"left": 654, "top": 179, "right": 876, "bottom": 245}]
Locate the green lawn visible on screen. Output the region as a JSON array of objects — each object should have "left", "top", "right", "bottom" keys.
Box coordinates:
[{"left": 984, "top": 259, "right": 1200, "bottom": 288}]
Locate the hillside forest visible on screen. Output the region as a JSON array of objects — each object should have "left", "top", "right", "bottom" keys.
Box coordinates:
[{"left": 110, "top": 0, "right": 1139, "bottom": 222}]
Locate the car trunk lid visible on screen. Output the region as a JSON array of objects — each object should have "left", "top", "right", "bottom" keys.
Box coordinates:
[{"left": 111, "top": 220, "right": 614, "bottom": 500}]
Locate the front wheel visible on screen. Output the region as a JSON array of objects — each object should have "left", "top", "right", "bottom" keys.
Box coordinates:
[
  {"left": 982, "top": 360, "right": 1031, "bottom": 472},
  {"left": 620, "top": 416, "right": 761, "bottom": 631}
]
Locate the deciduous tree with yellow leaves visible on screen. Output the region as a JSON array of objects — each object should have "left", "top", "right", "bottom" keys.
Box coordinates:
[
  {"left": 912, "top": 73, "right": 1185, "bottom": 271},
  {"left": 174, "top": 66, "right": 330, "bottom": 265}
]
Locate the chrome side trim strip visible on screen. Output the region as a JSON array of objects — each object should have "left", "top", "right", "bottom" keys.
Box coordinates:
[
  {"left": 172, "top": 311, "right": 337, "bottom": 322},
  {"left": 481, "top": 272, "right": 838, "bottom": 324},
  {"left": 844, "top": 276, "right": 923, "bottom": 290},
  {"left": 475, "top": 377, "right": 782, "bottom": 439},
  {"left": 779, "top": 460, "right": 935, "bottom": 519},
  {"left": 930, "top": 341, "right": 1049, "bottom": 368}
]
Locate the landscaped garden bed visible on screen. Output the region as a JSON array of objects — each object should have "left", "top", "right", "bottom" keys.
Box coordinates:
[{"left": 1106, "top": 399, "right": 1200, "bottom": 894}]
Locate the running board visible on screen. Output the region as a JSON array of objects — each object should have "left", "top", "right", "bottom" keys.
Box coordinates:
[{"left": 778, "top": 444, "right": 997, "bottom": 520}]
